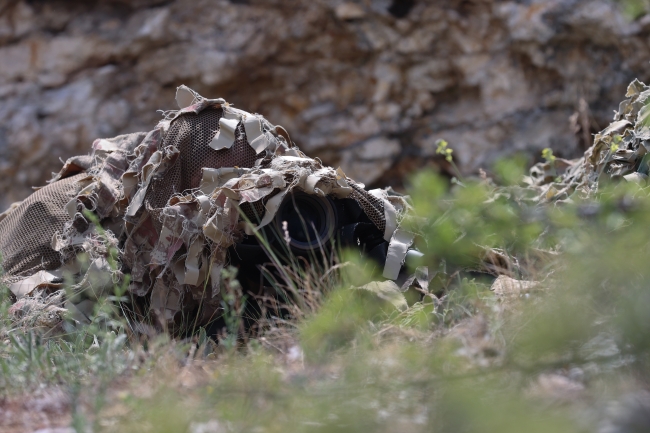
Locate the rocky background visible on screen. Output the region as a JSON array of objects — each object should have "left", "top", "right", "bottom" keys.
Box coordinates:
[{"left": 0, "top": 0, "right": 649, "bottom": 209}]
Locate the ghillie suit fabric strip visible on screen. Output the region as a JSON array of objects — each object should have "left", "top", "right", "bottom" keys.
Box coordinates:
[{"left": 0, "top": 86, "right": 412, "bottom": 330}]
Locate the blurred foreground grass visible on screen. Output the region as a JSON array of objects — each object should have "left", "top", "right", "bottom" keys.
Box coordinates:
[{"left": 3, "top": 158, "right": 650, "bottom": 433}]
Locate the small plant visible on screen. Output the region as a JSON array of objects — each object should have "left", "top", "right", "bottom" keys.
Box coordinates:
[
  {"left": 617, "top": 0, "right": 650, "bottom": 19},
  {"left": 436, "top": 139, "right": 454, "bottom": 162},
  {"left": 219, "top": 266, "right": 246, "bottom": 350},
  {"left": 541, "top": 147, "right": 556, "bottom": 164},
  {"left": 436, "top": 138, "right": 466, "bottom": 182}
]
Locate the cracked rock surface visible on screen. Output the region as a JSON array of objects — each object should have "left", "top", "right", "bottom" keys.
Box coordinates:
[{"left": 1, "top": 0, "right": 649, "bottom": 209}]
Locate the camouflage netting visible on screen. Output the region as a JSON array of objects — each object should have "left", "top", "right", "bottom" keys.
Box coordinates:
[
  {"left": 526, "top": 79, "right": 650, "bottom": 202},
  {"left": 0, "top": 86, "right": 412, "bottom": 331}
]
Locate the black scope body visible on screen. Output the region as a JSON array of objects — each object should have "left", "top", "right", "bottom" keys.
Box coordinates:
[{"left": 229, "top": 191, "right": 392, "bottom": 294}]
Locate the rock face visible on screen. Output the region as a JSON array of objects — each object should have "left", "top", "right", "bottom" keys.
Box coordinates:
[{"left": 0, "top": 0, "right": 649, "bottom": 209}]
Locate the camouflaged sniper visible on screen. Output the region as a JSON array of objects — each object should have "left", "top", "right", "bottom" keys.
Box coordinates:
[{"left": 0, "top": 85, "right": 414, "bottom": 330}]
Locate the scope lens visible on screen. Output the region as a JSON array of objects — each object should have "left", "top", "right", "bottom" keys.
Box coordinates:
[
  {"left": 275, "top": 192, "right": 336, "bottom": 251},
  {"left": 281, "top": 204, "right": 319, "bottom": 243}
]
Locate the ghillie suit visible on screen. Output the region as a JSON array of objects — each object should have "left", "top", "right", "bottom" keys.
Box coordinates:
[
  {"left": 0, "top": 86, "right": 415, "bottom": 332},
  {"left": 526, "top": 79, "right": 650, "bottom": 202}
]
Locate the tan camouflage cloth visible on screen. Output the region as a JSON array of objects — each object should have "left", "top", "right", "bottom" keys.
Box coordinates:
[
  {"left": 526, "top": 79, "right": 650, "bottom": 202},
  {"left": 0, "top": 86, "right": 414, "bottom": 331}
]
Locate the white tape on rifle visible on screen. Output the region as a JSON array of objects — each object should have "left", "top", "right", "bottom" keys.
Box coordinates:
[
  {"left": 382, "top": 229, "right": 415, "bottom": 280},
  {"left": 383, "top": 198, "right": 398, "bottom": 242}
]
